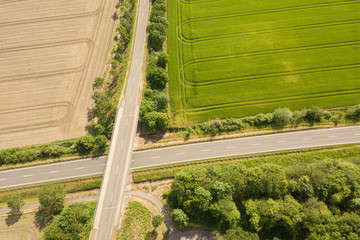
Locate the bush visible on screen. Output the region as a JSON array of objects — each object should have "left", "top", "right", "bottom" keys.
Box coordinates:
[
  {"left": 148, "top": 30, "right": 165, "bottom": 52},
  {"left": 272, "top": 108, "right": 292, "bottom": 128},
  {"left": 146, "top": 66, "right": 168, "bottom": 90},
  {"left": 345, "top": 104, "right": 360, "bottom": 121},
  {"left": 304, "top": 106, "right": 323, "bottom": 125},
  {"left": 93, "top": 135, "right": 108, "bottom": 153},
  {"left": 152, "top": 215, "right": 163, "bottom": 229},
  {"left": 156, "top": 91, "right": 169, "bottom": 111},
  {"left": 38, "top": 184, "right": 65, "bottom": 215},
  {"left": 171, "top": 209, "right": 188, "bottom": 228},
  {"left": 74, "top": 136, "right": 95, "bottom": 152},
  {"left": 157, "top": 51, "right": 169, "bottom": 69}
]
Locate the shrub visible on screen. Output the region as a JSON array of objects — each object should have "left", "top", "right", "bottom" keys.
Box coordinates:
[
  {"left": 148, "top": 30, "right": 165, "bottom": 52},
  {"left": 304, "top": 106, "right": 323, "bottom": 125},
  {"left": 38, "top": 184, "right": 65, "bottom": 215},
  {"left": 171, "top": 209, "right": 188, "bottom": 228},
  {"left": 345, "top": 104, "right": 360, "bottom": 121},
  {"left": 157, "top": 51, "right": 169, "bottom": 69},
  {"left": 156, "top": 91, "right": 169, "bottom": 111},
  {"left": 146, "top": 66, "right": 168, "bottom": 90},
  {"left": 272, "top": 108, "right": 292, "bottom": 128},
  {"left": 74, "top": 136, "right": 95, "bottom": 152}
]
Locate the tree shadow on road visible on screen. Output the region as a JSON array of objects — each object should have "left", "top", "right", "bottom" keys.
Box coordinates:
[
  {"left": 34, "top": 210, "right": 53, "bottom": 230},
  {"left": 5, "top": 211, "right": 22, "bottom": 226}
]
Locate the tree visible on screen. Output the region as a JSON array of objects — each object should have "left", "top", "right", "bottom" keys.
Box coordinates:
[
  {"left": 146, "top": 66, "right": 168, "bottom": 90},
  {"left": 156, "top": 91, "right": 169, "bottom": 111},
  {"left": 148, "top": 30, "right": 165, "bottom": 52},
  {"left": 304, "top": 106, "right": 323, "bottom": 125},
  {"left": 272, "top": 108, "right": 292, "bottom": 128},
  {"left": 210, "top": 199, "right": 240, "bottom": 229},
  {"left": 219, "top": 227, "right": 259, "bottom": 240},
  {"left": 7, "top": 195, "right": 24, "bottom": 212},
  {"left": 171, "top": 209, "right": 188, "bottom": 228},
  {"left": 157, "top": 51, "right": 169, "bottom": 69},
  {"left": 152, "top": 215, "right": 163, "bottom": 229},
  {"left": 38, "top": 184, "right": 65, "bottom": 215},
  {"left": 93, "top": 135, "right": 108, "bottom": 152},
  {"left": 155, "top": 112, "right": 170, "bottom": 130},
  {"left": 92, "top": 77, "right": 104, "bottom": 90},
  {"left": 74, "top": 135, "right": 94, "bottom": 152}
]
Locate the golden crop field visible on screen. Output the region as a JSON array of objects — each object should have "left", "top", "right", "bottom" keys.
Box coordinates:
[{"left": 0, "top": 0, "right": 118, "bottom": 148}]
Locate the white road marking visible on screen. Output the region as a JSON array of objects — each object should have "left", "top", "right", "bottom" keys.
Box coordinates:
[
  {"left": 75, "top": 167, "right": 85, "bottom": 170},
  {"left": 131, "top": 160, "right": 135, "bottom": 162},
  {"left": 151, "top": 156, "right": 160, "bottom": 159},
  {"left": 354, "top": 133, "right": 360, "bottom": 136},
  {"left": 226, "top": 146, "right": 236, "bottom": 149},
  {"left": 121, "top": 141, "right": 124, "bottom": 149},
  {"left": 0, "top": 178, "right": 7, "bottom": 181},
  {"left": 201, "top": 149, "right": 210, "bottom": 152},
  {"left": 116, "top": 166, "right": 119, "bottom": 175},
  {"left": 277, "top": 140, "right": 286, "bottom": 143},
  {"left": 49, "top": 171, "right": 59, "bottom": 174},
  {"left": 252, "top": 143, "right": 261, "bottom": 146},
  {"left": 110, "top": 192, "right": 114, "bottom": 203},
  {"left": 302, "top": 138, "right": 312, "bottom": 140},
  {"left": 176, "top": 152, "right": 185, "bottom": 155},
  {"left": 130, "top": 98, "right": 133, "bottom": 104},
  {"left": 328, "top": 135, "right": 338, "bottom": 138},
  {"left": 23, "top": 174, "right": 33, "bottom": 177}
]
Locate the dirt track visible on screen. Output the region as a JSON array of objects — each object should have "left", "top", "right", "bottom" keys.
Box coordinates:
[{"left": 0, "top": 0, "right": 118, "bottom": 148}]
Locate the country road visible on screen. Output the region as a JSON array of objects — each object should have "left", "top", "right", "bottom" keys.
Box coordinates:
[{"left": 0, "top": 126, "right": 359, "bottom": 189}]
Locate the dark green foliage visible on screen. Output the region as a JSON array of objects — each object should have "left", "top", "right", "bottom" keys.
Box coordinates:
[
  {"left": 148, "top": 30, "right": 166, "bottom": 52},
  {"left": 152, "top": 215, "right": 163, "bottom": 229},
  {"left": 304, "top": 106, "right": 323, "bottom": 125},
  {"left": 43, "top": 202, "right": 95, "bottom": 240},
  {"left": 74, "top": 136, "right": 94, "bottom": 153},
  {"left": 171, "top": 209, "right": 188, "bottom": 228},
  {"left": 218, "top": 227, "right": 259, "bottom": 240},
  {"left": 156, "top": 91, "right": 169, "bottom": 112},
  {"left": 92, "top": 77, "right": 104, "bottom": 90},
  {"left": 38, "top": 184, "right": 65, "bottom": 215},
  {"left": 93, "top": 135, "right": 108, "bottom": 153},
  {"left": 156, "top": 51, "right": 169, "bottom": 69},
  {"left": 199, "top": 118, "right": 245, "bottom": 135},
  {"left": 7, "top": 195, "right": 24, "bottom": 212},
  {"left": 168, "top": 158, "right": 360, "bottom": 239},
  {"left": 146, "top": 66, "right": 168, "bottom": 90}
]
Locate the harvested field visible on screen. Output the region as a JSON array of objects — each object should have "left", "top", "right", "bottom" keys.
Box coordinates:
[
  {"left": 167, "top": 0, "right": 360, "bottom": 123},
  {"left": 0, "top": 0, "right": 118, "bottom": 148}
]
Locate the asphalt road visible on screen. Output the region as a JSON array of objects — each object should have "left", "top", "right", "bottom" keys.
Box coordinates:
[
  {"left": 90, "top": 0, "right": 149, "bottom": 238},
  {"left": 1, "top": 126, "right": 359, "bottom": 190}
]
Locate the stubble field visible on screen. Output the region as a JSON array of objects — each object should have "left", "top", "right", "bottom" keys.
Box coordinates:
[
  {"left": 167, "top": 0, "right": 360, "bottom": 123},
  {"left": 0, "top": 0, "right": 117, "bottom": 148}
]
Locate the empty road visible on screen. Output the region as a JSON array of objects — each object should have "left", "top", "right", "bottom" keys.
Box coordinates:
[
  {"left": 0, "top": 126, "right": 359, "bottom": 189},
  {"left": 90, "top": 0, "right": 150, "bottom": 238}
]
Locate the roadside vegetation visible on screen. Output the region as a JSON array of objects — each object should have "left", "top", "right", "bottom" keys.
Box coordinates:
[
  {"left": 167, "top": 0, "right": 360, "bottom": 123},
  {"left": 118, "top": 201, "right": 165, "bottom": 240},
  {"left": 165, "top": 156, "right": 360, "bottom": 239},
  {"left": 139, "top": 0, "right": 171, "bottom": 131}
]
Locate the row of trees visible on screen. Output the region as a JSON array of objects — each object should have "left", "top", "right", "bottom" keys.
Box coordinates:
[
  {"left": 184, "top": 104, "right": 360, "bottom": 137},
  {"left": 89, "top": 0, "right": 136, "bottom": 139},
  {"left": 139, "top": 0, "right": 171, "bottom": 131},
  {"left": 166, "top": 158, "right": 360, "bottom": 239}
]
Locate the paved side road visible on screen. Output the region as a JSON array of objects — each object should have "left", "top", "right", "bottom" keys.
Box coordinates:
[{"left": 0, "top": 126, "right": 359, "bottom": 189}]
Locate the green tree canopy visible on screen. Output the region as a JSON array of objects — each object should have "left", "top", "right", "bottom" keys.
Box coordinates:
[{"left": 38, "top": 183, "right": 65, "bottom": 215}]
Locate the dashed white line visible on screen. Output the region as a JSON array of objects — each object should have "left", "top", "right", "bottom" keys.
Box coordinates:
[
  {"left": 277, "top": 140, "right": 286, "bottom": 143},
  {"left": 110, "top": 192, "right": 114, "bottom": 203},
  {"left": 116, "top": 166, "right": 119, "bottom": 175},
  {"left": 302, "top": 138, "right": 312, "bottom": 140},
  {"left": 151, "top": 156, "right": 160, "bottom": 159},
  {"left": 176, "top": 152, "right": 185, "bottom": 155},
  {"left": 201, "top": 149, "right": 210, "bottom": 152},
  {"left": 121, "top": 141, "right": 124, "bottom": 149},
  {"left": 75, "top": 167, "right": 85, "bottom": 170},
  {"left": 49, "top": 171, "right": 59, "bottom": 174},
  {"left": 0, "top": 178, "right": 7, "bottom": 181},
  {"left": 23, "top": 174, "right": 33, "bottom": 177},
  {"left": 328, "top": 135, "right": 338, "bottom": 138},
  {"left": 252, "top": 143, "right": 261, "bottom": 146},
  {"left": 354, "top": 133, "right": 360, "bottom": 136},
  {"left": 226, "top": 146, "right": 235, "bottom": 149}
]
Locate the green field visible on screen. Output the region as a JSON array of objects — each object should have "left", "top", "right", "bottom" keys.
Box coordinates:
[{"left": 167, "top": 0, "right": 360, "bottom": 123}]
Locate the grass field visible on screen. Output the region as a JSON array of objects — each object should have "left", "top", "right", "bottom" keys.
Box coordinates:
[{"left": 167, "top": 0, "right": 360, "bottom": 123}]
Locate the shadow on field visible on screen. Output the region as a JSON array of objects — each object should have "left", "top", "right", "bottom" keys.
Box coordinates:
[
  {"left": 137, "top": 123, "right": 166, "bottom": 144},
  {"left": 6, "top": 211, "right": 22, "bottom": 226},
  {"left": 34, "top": 210, "right": 53, "bottom": 230}
]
